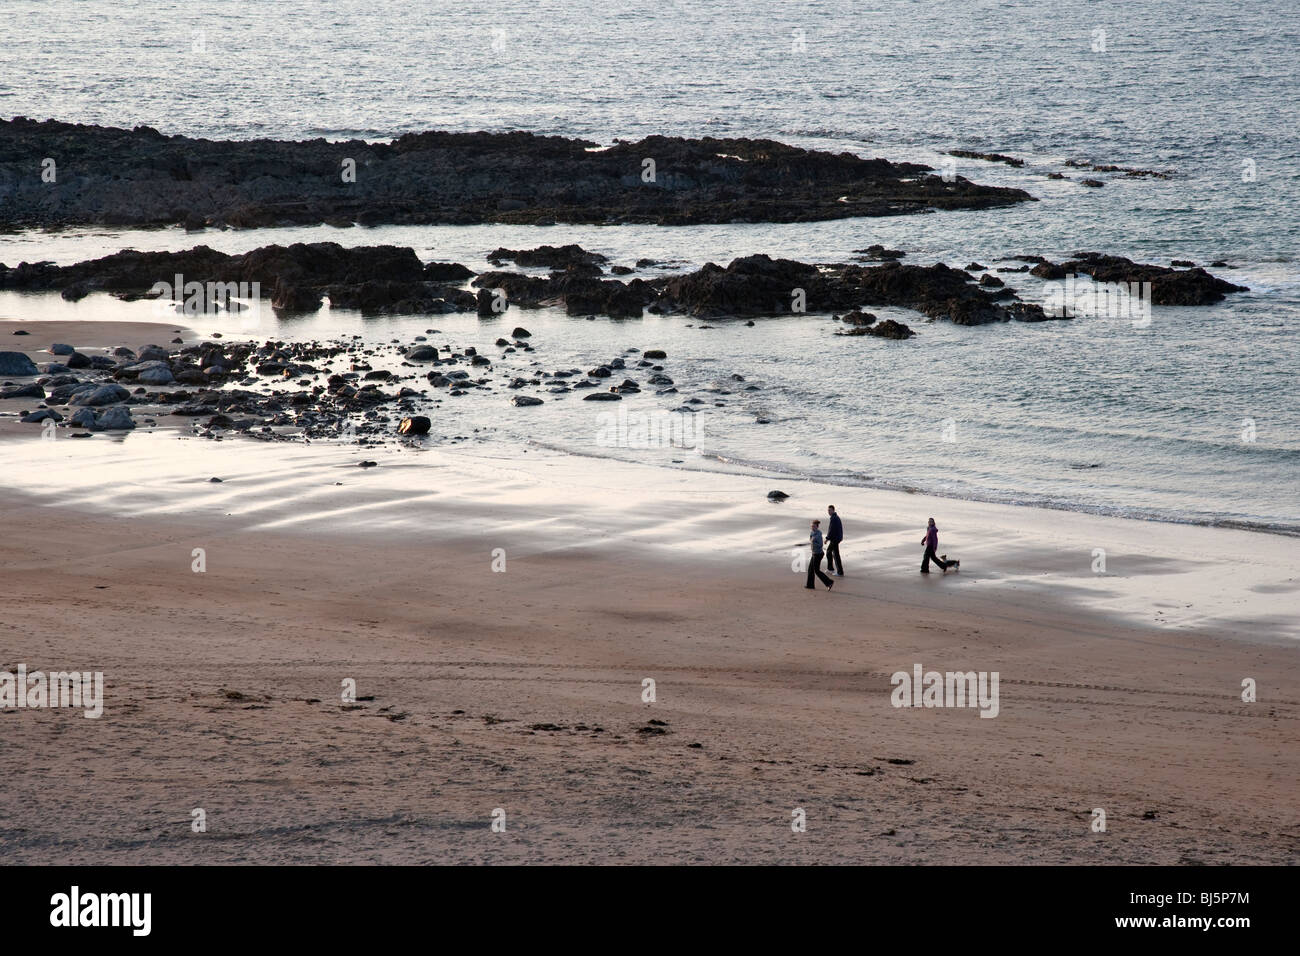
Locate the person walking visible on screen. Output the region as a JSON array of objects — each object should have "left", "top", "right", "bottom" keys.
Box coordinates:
[
  {"left": 825, "top": 505, "right": 844, "bottom": 576},
  {"left": 807, "top": 519, "right": 835, "bottom": 590},
  {"left": 920, "top": 517, "right": 959, "bottom": 573}
]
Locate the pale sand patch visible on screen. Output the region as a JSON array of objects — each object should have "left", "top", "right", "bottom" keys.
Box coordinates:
[
  {"left": 0, "top": 318, "right": 203, "bottom": 439},
  {"left": 0, "top": 318, "right": 199, "bottom": 352},
  {"left": 0, "top": 435, "right": 1296, "bottom": 863}
]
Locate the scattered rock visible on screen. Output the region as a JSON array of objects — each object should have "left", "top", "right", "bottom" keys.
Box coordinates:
[
  {"left": 397, "top": 416, "right": 431, "bottom": 435},
  {"left": 949, "top": 149, "right": 1024, "bottom": 167},
  {"left": 0, "top": 352, "right": 39, "bottom": 376}
]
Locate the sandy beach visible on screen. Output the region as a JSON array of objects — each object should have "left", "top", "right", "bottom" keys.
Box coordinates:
[{"left": 2, "top": 316, "right": 1296, "bottom": 863}]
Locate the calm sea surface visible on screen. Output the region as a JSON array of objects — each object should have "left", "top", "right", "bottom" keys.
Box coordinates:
[{"left": 2, "top": 0, "right": 1297, "bottom": 530}]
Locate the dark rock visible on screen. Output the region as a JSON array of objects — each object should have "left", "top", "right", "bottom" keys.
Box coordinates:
[
  {"left": 866, "top": 318, "right": 916, "bottom": 339},
  {"left": 510, "top": 396, "right": 544, "bottom": 407},
  {"left": 840, "top": 310, "right": 877, "bottom": 326},
  {"left": 272, "top": 276, "right": 323, "bottom": 312},
  {"left": 489, "top": 244, "right": 608, "bottom": 270},
  {"left": 511, "top": 327, "right": 531, "bottom": 338},
  {"left": 643, "top": 349, "right": 667, "bottom": 359},
  {"left": 95, "top": 406, "right": 136, "bottom": 430},
  {"left": 855, "top": 244, "right": 905, "bottom": 260},
  {"left": 1058, "top": 252, "right": 1249, "bottom": 305},
  {"left": 397, "top": 416, "right": 431, "bottom": 435},
  {"left": 1030, "top": 262, "right": 1067, "bottom": 280},
  {"left": 423, "top": 262, "right": 475, "bottom": 282},
  {"left": 948, "top": 149, "right": 1024, "bottom": 167},
  {"left": 0, "top": 382, "right": 44, "bottom": 398},
  {"left": 767, "top": 490, "right": 789, "bottom": 500},
  {"left": 0, "top": 121, "right": 1031, "bottom": 231},
  {"left": 70, "top": 383, "right": 130, "bottom": 406},
  {"left": 583, "top": 392, "right": 621, "bottom": 401}
]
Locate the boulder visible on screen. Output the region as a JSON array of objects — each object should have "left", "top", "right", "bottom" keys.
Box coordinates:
[
  {"left": 510, "top": 396, "right": 544, "bottom": 407},
  {"left": 68, "top": 408, "right": 98, "bottom": 429},
  {"left": 138, "top": 365, "right": 175, "bottom": 385},
  {"left": 397, "top": 416, "right": 431, "bottom": 435},
  {"left": 95, "top": 406, "right": 136, "bottom": 430},
  {"left": 867, "top": 319, "right": 916, "bottom": 339},
  {"left": 71, "top": 383, "right": 131, "bottom": 406},
  {"left": 423, "top": 262, "right": 475, "bottom": 282},
  {"left": 0, "top": 351, "right": 39, "bottom": 376}
]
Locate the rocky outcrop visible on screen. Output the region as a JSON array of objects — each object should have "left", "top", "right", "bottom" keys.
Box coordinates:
[
  {"left": 0, "top": 242, "right": 476, "bottom": 315},
  {"left": 0, "top": 118, "right": 1033, "bottom": 229},
  {"left": 1040, "top": 253, "right": 1249, "bottom": 305},
  {"left": 488, "top": 245, "right": 608, "bottom": 270},
  {"left": 663, "top": 255, "right": 1043, "bottom": 324},
  {"left": 949, "top": 150, "right": 1024, "bottom": 167}
]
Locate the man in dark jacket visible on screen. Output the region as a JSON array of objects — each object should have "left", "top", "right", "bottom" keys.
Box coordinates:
[{"left": 825, "top": 506, "right": 844, "bottom": 576}]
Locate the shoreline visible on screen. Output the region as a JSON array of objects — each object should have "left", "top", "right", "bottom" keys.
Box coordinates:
[
  {"left": 3, "top": 280, "right": 1290, "bottom": 540},
  {"left": 3, "top": 416, "right": 1298, "bottom": 644}
]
